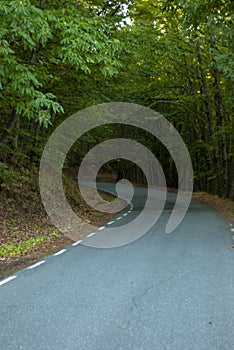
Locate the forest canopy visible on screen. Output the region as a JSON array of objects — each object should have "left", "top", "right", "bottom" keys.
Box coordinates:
[{"left": 0, "top": 0, "right": 233, "bottom": 200}]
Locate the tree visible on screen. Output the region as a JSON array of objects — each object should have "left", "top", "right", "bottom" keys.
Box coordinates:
[
  {"left": 97, "top": 0, "right": 233, "bottom": 199},
  {"left": 0, "top": 0, "right": 233, "bottom": 200},
  {"left": 0, "top": 0, "right": 122, "bottom": 164}
]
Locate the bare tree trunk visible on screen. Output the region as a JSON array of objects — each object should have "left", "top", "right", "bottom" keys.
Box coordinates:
[
  {"left": 0, "top": 109, "right": 18, "bottom": 145},
  {"left": 212, "top": 65, "right": 230, "bottom": 197},
  {"left": 11, "top": 114, "right": 20, "bottom": 165},
  {"left": 195, "top": 40, "right": 221, "bottom": 194},
  {"left": 196, "top": 41, "right": 214, "bottom": 134}
]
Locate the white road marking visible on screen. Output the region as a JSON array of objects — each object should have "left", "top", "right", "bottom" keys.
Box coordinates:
[
  {"left": 97, "top": 226, "right": 105, "bottom": 231},
  {"left": 72, "top": 240, "right": 83, "bottom": 246},
  {"left": 87, "top": 232, "right": 96, "bottom": 238},
  {"left": 53, "top": 249, "right": 66, "bottom": 256},
  {"left": 116, "top": 217, "right": 122, "bottom": 220},
  {"left": 128, "top": 211, "right": 131, "bottom": 213},
  {"left": 107, "top": 221, "right": 115, "bottom": 225},
  {"left": 27, "top": 261, "right": 45, "bottom": 269},
  {"left": 232, "top": 235, "right": 234, "bottom": 241},
  {"left": 123, "top": 213, "right": 128, "bottom": 216},
  {"left": 229, "top": 223, "right": 233, "bottom": 226},
  {"left": 0, "top": 276, "right": 17, "bottom": 287},
  {"left": 231, "top": 228, "right": 234, "bottom": 232}
]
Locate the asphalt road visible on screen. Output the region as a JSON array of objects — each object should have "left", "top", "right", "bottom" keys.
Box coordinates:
[{"left": 0, "top": 184, "right": 233, "bottom": 350}]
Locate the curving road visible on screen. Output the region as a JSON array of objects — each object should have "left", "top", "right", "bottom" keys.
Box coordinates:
[{"left": 0, "top": 184, "right": 233, "bottom": 350}]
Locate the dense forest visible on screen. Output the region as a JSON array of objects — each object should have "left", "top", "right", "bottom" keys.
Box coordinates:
[{"left": 0, "top": 0, "right": 233, "bottom": 200}]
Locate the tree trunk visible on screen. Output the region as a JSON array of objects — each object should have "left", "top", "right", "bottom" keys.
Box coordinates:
[
  {"left": 0, "top": 109, "right": 18, "bottom": 146},
  {"left": 11, "top": 114, "right": 20, "bottom": 165}
]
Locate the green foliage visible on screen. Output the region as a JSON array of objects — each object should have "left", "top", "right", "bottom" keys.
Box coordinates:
[
  {"left": 0, "top": 236, "right": 47, "bottom": 257},
  {"left": 0, "top": 162, "right": 29, "bottom": 190},
  {"left": 0, "top": 0, "right": 122, "bottom": 128},
  {"left": 0, "top": 0, "right": 233, "bottom": 200}
]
